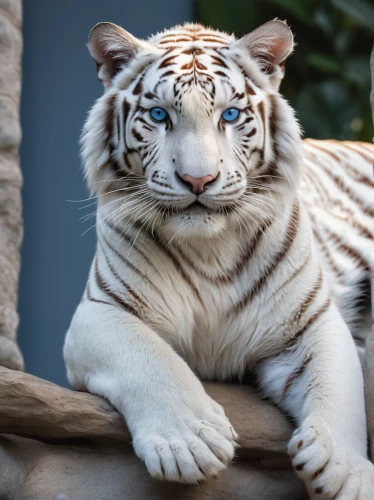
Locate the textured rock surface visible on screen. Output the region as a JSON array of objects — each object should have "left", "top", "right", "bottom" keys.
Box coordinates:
[
  {"left": 0, "top": 435, "right": 307, "bottom": 500},
  {"left": 0, "top": 368, "right": 307, "bottom": 499},
  {"left": 0, "top": 367, "right": 294, "bottom": 454},
  {"left": 0, "top": 0, "right": 23, "bottom": 370}
]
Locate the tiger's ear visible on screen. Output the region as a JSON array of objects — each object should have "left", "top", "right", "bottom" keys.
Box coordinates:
[
  {"left": 232, "top": 20, "right": 294, "bottom": 89},
  {"left": 88, "top": 22, "right": 143, "bottom": 87}
]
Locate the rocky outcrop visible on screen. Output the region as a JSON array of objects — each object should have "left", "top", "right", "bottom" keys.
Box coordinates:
[
  {"left": 0, "top": 367, "right": 307, "bottom": 499},
  {"left": 1, "top": 434, "right": 308, "bottom": 500},
  {"left": 0, "top": 0, "right": 23, "bottom": 370},
  {"left": 0, "top": 326, "right": 370, "bottom": 499},
  {"left": 1, "top": 335, "right": 374, "bottom": 500},
  {"left": 0, "top": 367, "right": 293, "bottom": 453}
]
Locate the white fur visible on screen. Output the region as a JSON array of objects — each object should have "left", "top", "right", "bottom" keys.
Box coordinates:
[{"left": 64, "top": 22, "right": 374, "bottom": 496}]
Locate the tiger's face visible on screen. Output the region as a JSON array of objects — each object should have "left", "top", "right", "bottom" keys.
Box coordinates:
[{"left": 82, "top": 22, "right": 303, "bottom": 240}]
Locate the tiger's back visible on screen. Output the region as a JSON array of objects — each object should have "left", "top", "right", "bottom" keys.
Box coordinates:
[{"left": 301, "top": 139, "right": 374, "bottom": 340}]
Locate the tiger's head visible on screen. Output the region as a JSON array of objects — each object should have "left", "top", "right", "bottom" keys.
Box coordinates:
[{"left": 82, "top": 21, "right": 303, "bottom": 240}]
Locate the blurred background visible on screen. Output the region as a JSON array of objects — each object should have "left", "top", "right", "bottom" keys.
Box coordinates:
[
  {"left": 18, "top": 0, "right": 373, "bottom": 387},
  {"left": 196, "top": 0, "right": 374, "bottom": 141}
]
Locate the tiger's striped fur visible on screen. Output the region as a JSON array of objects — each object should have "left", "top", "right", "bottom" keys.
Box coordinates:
[
  {"left": 64, "top": 20, "right": 374, "bottom": 497},
  {"left": 302, "top": 140, "right": 374, "bottom": 347}
]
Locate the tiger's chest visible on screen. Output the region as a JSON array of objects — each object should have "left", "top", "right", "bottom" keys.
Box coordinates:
[
  {"left": 118, "top": 213, "right": 313, "bottom": 379},
  {"left": 145, "top": 259, "right": 290, "bottom": 380},
  {"left": 103, "top": 204, "right": 317, "bottom": 379}
]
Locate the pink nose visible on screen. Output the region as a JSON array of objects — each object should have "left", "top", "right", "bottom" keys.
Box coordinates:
[{"left": 181, "top": 174, "right": 217, "bottom": 194}]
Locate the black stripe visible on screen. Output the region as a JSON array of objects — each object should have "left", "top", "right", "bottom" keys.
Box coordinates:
[
  {"left": 282, "top": 354, "right": 313, "bottom": 399},
  {"left": 268, "top": 94, "right": 279, "bottom": 174},
  {"left": 287, "top": 296, "right": 332, "bottom": 347},
  {"left": 173, "top": 218, "right": 272, "bottom": 284},
  {"left": 232, "top": 201, "right": 300, "bottom": 314},
  {"left": 132, "top": 128, "right": 144, "bottom": 142},
  {"left": 323, "top": 225, "right": 370, "bottom": 272},
  {"left": 86, "top": 280, "right": 112, "bottom": 307},
  {"left": 274, "top": 248, "right": 311, "bottom": 295},
  {"left": 104, "top": 219, "right": 162, "bottom": 278},
  {"left": 311, "top": 225, "right": 344, "bottom": 284},
  {"left": 257, "top": 101, "right": 266, "bottom": 168},
  {"left": 292, "top": 268, "right": 323, "bottom": 325},
  {"left": 312, "top": 142, "right": 374, "bottom": 189},
  {"left": 132, "top": 76, "right": 144, "bottom": 95},
  {"left": 100, "top": 242, "right": 149, "bottom": 310},
  {"left": 143, "top": 148, "right": 159, "bottom": 171},
  {"left": 341, "top": 142, "right": 374, "bottom": 165},
  {"left": 122, "top": 98, "right": 135, "bottom": 155},
  {"left": 317, "top": 162, "right": 374, "bottom": 218},
  {"left": 245, "top": 80, "right": 256, "bottom": 96},
  {"left": 150, "top": 232, "right": 204, "bottom": 304},
  {"left": 105, "top": 93, "right": 118, "bottom": 142},
  {"left": 94, "top": 258, "right": 140, "bottom": 318},
  {"left": 100, "top": 227, "right": 167, "bottom": 300}
]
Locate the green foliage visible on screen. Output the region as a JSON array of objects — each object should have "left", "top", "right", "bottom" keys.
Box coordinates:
[{"left": 195, "top": 0, "right": 374, "bottom": 141}]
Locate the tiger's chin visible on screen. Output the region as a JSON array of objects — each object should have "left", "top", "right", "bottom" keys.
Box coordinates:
[{"left": 159, "top": 207, "right": 228, "bottom": 241}]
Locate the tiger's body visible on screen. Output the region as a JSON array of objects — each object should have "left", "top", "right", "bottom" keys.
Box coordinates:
[
  {"left": 64, "top": 21, "right": 374, "bottom": 498},
  {"left": 303, "top": 140, "right": 374, "bottom": 338}
]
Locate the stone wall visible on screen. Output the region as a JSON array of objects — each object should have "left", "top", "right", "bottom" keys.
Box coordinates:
[{"left": 0, "top": 0, "right": 23, "bottom": 370}]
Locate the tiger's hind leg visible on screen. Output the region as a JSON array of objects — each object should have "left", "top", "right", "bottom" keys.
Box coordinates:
[{"left": 257, "top": 303, "right": 374, "bottom": 499}]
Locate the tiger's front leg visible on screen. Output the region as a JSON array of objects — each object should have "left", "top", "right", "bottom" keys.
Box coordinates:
[
  {"left": 64, "top": 300, "right": 237, "bottom": 483},
  {"left": 258, "top": 303, "right": 374, "bottom": 499}
]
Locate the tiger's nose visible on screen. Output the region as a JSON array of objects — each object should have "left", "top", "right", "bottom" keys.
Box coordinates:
[{"left": 180, "top": 173, "right": 218, "bottom": 194}]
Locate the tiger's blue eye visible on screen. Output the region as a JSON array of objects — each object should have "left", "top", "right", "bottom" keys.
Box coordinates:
[
  {"left": 221, "top": 107, "right": 240, "bottom": 122},
  {"left": 150, "top": 107, "right": 168, "bottom": 122}
]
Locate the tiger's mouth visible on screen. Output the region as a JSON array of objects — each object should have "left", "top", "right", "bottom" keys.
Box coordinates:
[
  {"left": 158, "top": 198, "right": 238, "bottom": 238},
  {"left": 164, "top": 200, "right": 217, "bottom": 215},
  {"left": 169, "top": 200, "right": 237, "bottom": 215},
  {"left": 181, "top": 200, "right": 238, "bottom": 215},
  {"left": 183, "top": 201, "right": 216, "bottom": 213},
  {"left": 157, "top": 199, "right": 239, "bottom": 227}
]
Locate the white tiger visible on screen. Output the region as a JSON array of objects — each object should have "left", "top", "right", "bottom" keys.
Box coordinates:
[{"left": 63, "top": 20, "right": 374, "bottom": 498}]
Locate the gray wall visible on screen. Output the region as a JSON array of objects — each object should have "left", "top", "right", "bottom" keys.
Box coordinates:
[{"left": 19, "top": 0, "right": 193, "bottom": 387}]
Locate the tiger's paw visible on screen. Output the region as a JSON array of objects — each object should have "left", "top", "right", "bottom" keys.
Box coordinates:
[
  {"left": 288, "top": 416, "right": 374, "bottom": 499},
  {"left": 132, "top": 397, "right": 238, "bottom": 484}
]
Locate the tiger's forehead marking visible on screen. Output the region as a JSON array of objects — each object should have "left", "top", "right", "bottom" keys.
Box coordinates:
[
  {"left": 149, "top": 23, "right": 234, "bottom": 48},
  {"left": 151, "top": 24, "right": 233, "bottom": 80},
  {"left": 156, "top": 46, "right": 232, "bottom": 78},
  {"left": 114, "top": 23, "right": 265, "bottom": 125},
  {"left": 141, "top": 29, "right": 244, "bottom": 115},
  {"left": 147, "top": 47, "right": 239, "bottom": 118}
]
